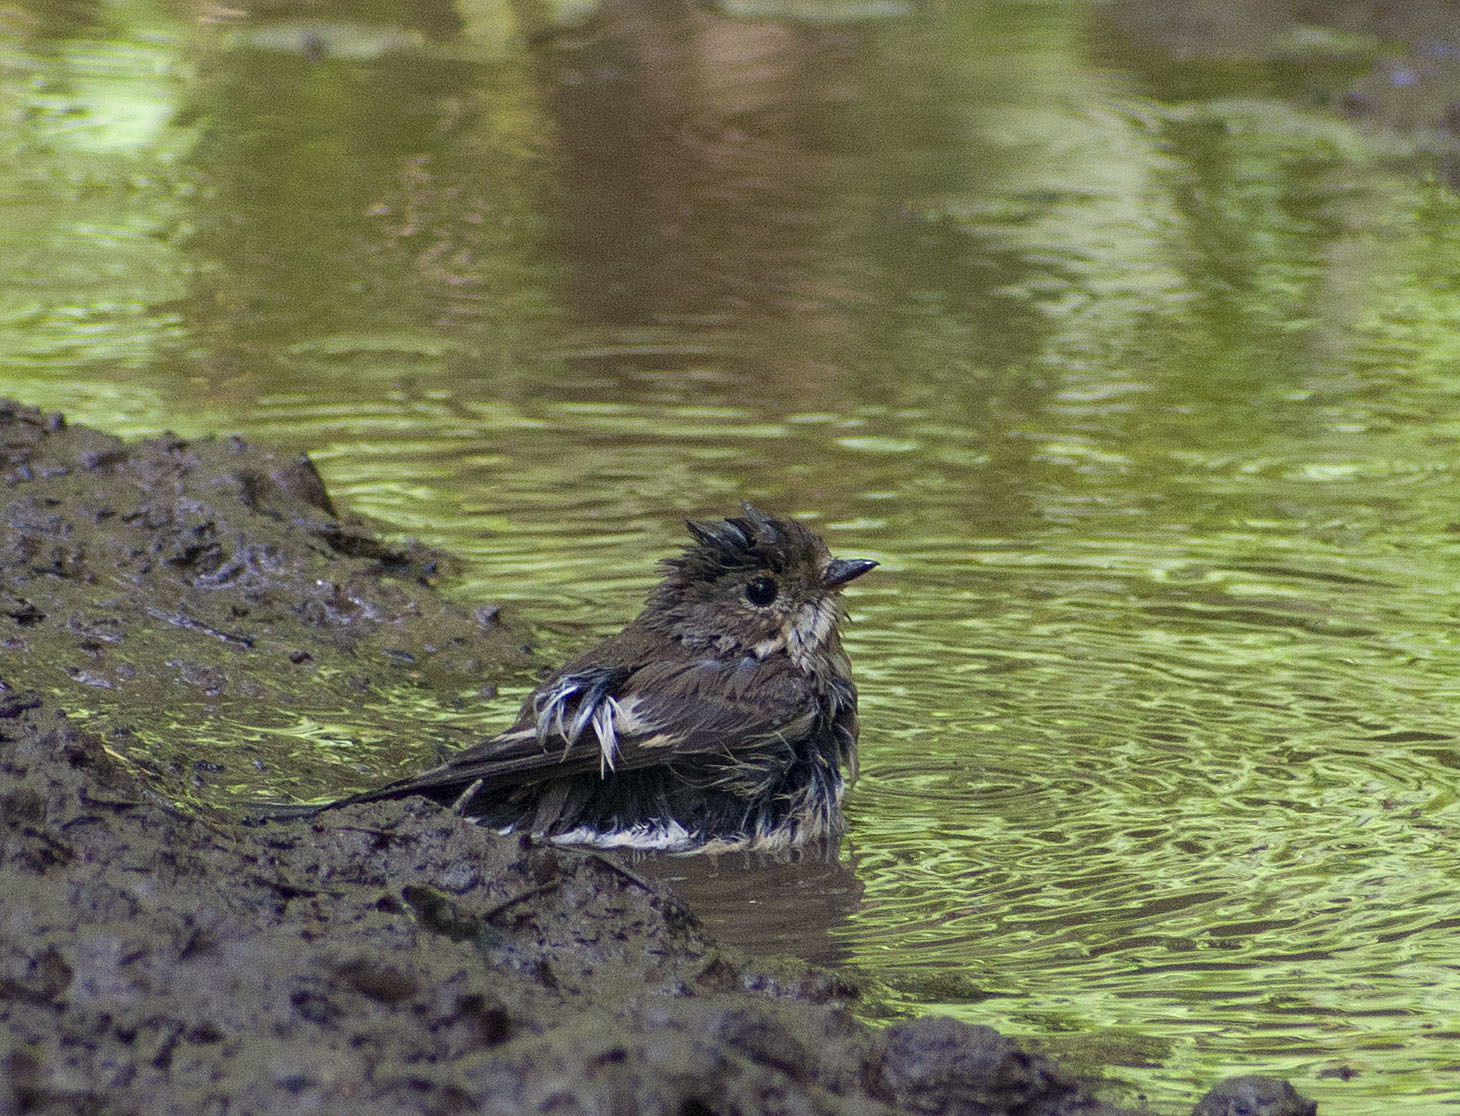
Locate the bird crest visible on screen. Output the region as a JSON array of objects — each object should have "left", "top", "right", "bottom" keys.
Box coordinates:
[{"left": 669, "top": 503, "right": 825, "bottom": 581}]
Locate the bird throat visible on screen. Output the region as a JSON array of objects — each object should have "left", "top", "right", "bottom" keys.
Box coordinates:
[{"left": 783, "top": 598, "right": 840, "bottom": 668}]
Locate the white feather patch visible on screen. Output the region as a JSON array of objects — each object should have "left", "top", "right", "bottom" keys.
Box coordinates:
[
  {"left": 785, "top": 598, "right": 837, "bottom": 668},
  {"left": 551, "top": 818, "right": 696, "bottom": 851},
  {"left": 533, "top": 675, "right": 623, "bottom": 775}
]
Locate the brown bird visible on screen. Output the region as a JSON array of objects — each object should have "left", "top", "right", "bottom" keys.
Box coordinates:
[{"left": 284, "top": 506, "right": 877, "bottom": 853}]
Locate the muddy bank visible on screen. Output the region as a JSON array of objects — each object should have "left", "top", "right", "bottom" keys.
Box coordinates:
[
  {"left": 0, "top": 401, "right": 1315, "bottom": 1115},
  {"left": 0, "top": 398, "right": 533, "bottom": 812}
]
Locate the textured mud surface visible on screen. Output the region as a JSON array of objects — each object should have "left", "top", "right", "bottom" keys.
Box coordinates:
[
  {"left": 0, "top": 398, "right": 532, "bottom": 809},
  {"left": 0, "top": 401, "right": 1317, "bottom": 1115}
]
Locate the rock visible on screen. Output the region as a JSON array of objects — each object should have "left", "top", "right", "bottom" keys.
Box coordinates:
[{"left": 1192, "top": 1076, "right": 1318, "bottom": 1116}]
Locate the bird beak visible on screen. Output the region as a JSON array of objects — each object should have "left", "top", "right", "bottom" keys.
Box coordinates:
[{"left": 822, "top": 558, "right": 878, "bottom": 589}]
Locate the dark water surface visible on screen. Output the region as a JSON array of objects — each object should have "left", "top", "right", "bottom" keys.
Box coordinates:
[{"left": 5, "top": 0, "right": 1460, "bottom": 1109}]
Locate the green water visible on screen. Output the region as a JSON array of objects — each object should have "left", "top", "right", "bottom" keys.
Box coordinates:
[{"left": 5, "top": 0, "right": 1460, "bottom": 1109}]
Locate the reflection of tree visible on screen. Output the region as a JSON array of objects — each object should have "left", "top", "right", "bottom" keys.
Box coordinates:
[
  {"left": 523, "top": 0, "right": 1083, "bottom": 532},
  {"left": 0, "top": 5, "right": 192, "bottom": 419},
  {"left": 13, "top": 0, "right": 1446, "bottom": 545},
  {"left": 534, "top": 0, "right": 1058, "bottom": 399},
  {"left": 178, "top": 25, "right": 559, "bottom": 400}
]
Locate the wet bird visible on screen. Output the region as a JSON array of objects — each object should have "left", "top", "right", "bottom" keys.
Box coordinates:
[{"left": 300, "top": 506, "right": 877, "bottom": 853}]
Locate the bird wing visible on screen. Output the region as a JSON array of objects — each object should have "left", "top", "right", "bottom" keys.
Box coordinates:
[
  {"left": 338, "top": 653, "right": 819, "bottom": 806},
  {"left": 608, "top": 654, "right": 821, "bottom": 762}
]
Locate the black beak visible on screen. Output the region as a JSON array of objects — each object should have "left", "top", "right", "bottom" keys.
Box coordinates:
[{"left": 822, "top": 557, "right": 878, "bottom": 590}]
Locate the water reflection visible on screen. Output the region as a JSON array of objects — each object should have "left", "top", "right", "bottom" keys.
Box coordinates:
[{"left": 633, "top": 844, "right": 864, "bottom": 967}]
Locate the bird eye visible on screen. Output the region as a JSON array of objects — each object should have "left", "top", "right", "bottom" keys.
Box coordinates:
[{"left": 745, "top": 576, "right": 778, "bottom": 607}]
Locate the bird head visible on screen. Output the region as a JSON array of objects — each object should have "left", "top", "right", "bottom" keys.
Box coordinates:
[{"left": 645, "top": 505, "right": 877, "bottom": 666}]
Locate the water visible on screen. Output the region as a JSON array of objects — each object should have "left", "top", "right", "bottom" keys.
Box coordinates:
[{"left": 4, "top": 0, "right": 1460, "bottom": 1109}]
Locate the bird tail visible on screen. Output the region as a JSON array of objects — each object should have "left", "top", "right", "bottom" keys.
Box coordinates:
[
  {"left": 239, "top": 800, "right": 332, "bottom": 826},
  {"left": 241, "top": 775, "right": 460, "bottom": 826}
]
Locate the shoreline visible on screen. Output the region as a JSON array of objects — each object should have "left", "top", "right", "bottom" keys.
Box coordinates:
[{"left": 0, "top": 399, "right": 1314, "bottom": 1115}]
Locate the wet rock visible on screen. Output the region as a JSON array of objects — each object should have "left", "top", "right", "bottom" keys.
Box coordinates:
[
  {"left": 876, "top": 1014, "right": 1134, "bottom": 1116},
  {"left": 1192, "top": 1076, "right": 1317, "bottom": 1116}
]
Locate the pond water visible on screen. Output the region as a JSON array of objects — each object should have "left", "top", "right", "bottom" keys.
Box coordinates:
[{"left": 4, "top": 0, "right": 1460, "bottom": 1110}]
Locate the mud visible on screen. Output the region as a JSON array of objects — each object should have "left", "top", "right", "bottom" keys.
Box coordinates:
[
  {"left": 0, "top": 401, "right": 1316, "bottom": 1115},
  {"left": 0, "top": 397, "right": 533, "bottom": 812}
]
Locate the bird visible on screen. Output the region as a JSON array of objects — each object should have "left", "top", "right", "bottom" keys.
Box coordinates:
[{"left": 297, "top": 505, "right": 877, "bottom": 853}]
